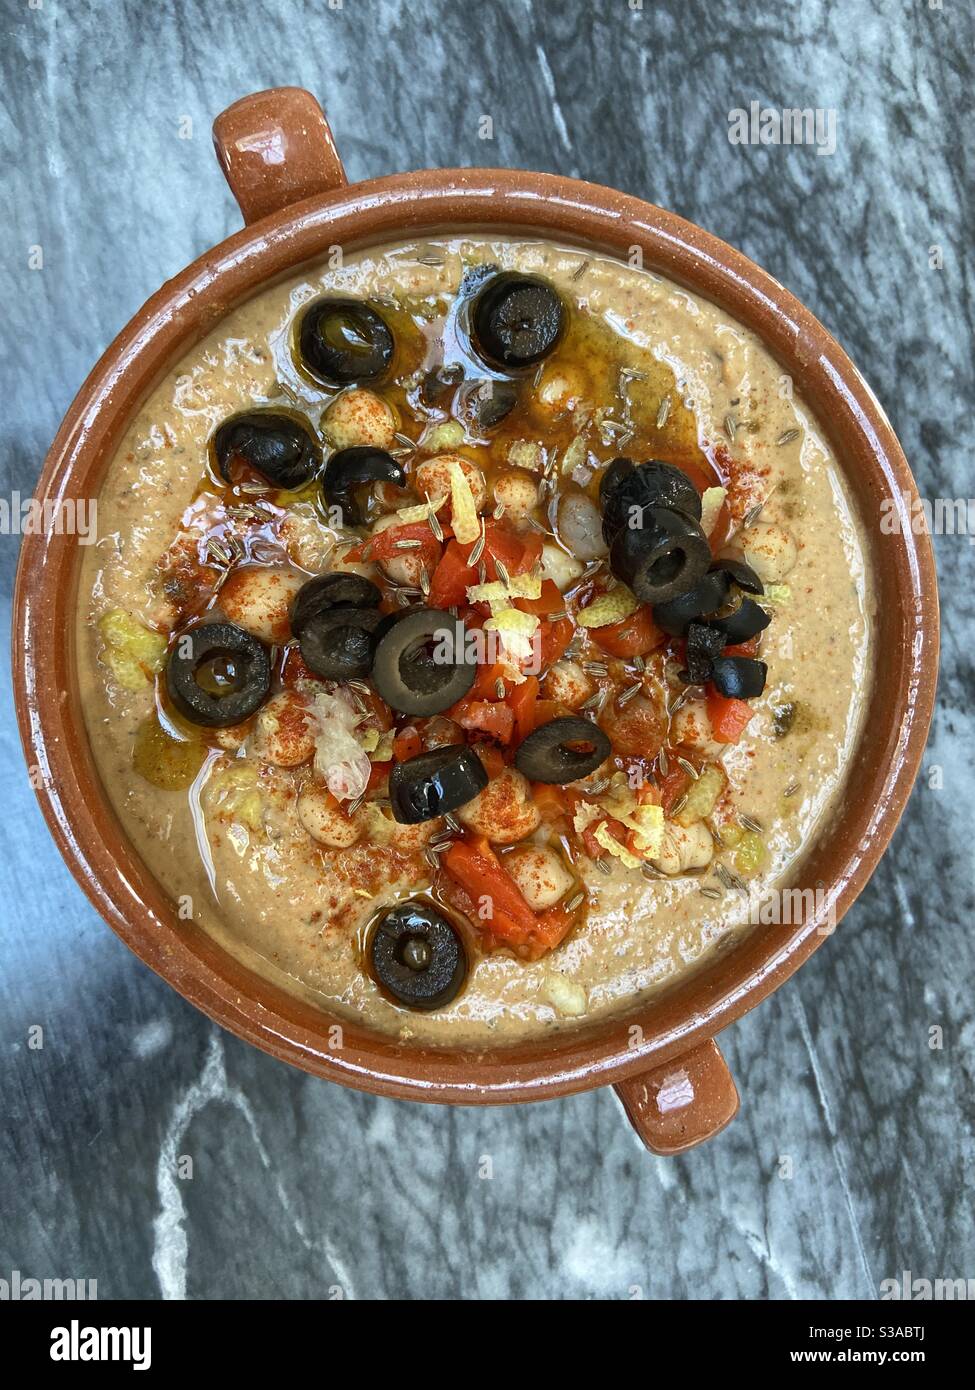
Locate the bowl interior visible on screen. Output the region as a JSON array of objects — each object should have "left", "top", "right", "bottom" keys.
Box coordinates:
[{"left": 16, "top": 171, "right": 938, "bottom": 1102}]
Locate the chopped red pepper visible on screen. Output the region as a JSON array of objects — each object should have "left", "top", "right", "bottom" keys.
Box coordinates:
[
  {"left": 657, "top": 762, "right": 691, "bottom": 814},
  {"left": 706, "top": 689, "right": 755, "bottom": 743},
  {"left": 443, "top": 837, "right": 538, "bottom": 942},
  {"left": 506, "top": 676, "right": 539, "bottom": 743},
  {"left": 348, "top": 520, "right": 442, "bottom": 570},
  {"left": 476, "top": 744, "right": 507, "bottom": 780},
  {"left": 427, "top": 522, "right": 542, "bottom": 608},
  {"left": 455, "top": 700, "right": 515, "bottom": 744},
  {"left": 427, "top": 539, "right": 477, "bottom": 608},
  {"left": 590, "top": 604, "right": 664, "bottom": 658}
]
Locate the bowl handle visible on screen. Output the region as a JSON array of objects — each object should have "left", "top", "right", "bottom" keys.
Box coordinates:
[
  {"left": 613, "top": 1039, "right": 739, "bottom": 1154},
  {"left": 212, "top": 86, "right": 348, "bottom": 226}
]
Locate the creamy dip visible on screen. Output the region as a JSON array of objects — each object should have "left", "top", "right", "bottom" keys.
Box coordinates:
[{"left": 77, "top": 236, "right": 874, "bottom": 1045}]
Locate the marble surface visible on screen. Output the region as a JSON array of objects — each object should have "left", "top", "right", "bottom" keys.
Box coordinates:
[{"left": 1, "top": 0, "right": 972, "bottom": 1301}]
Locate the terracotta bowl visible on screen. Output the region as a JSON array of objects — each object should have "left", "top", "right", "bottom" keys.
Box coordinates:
[{"left": 13, "top": 88, "right": 938, "bottom": 1154}]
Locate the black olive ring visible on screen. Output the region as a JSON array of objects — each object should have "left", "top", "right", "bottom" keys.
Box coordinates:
[
  {"left": 608, "top": 505, "right": 711, "bottom": 606},
  {"left": 321, "top": 447, "right": 406, "bottom": 527},
  {"left": 166, "top": 622, "right": 271, "bottom": 728},
  {"left": 297, "top": 297, "right": 394, "bottom": 386},
  {"left": 290, "top": 572, "right": 382, "bottom": 639},
  {"left": 514, "top": 716, "right": 612, "bottom": 785},
  {"left": 212, "top": 410, "right": 322, "bottom": 491},
  {"left": 470, "top": 272, "right": 565, "bottom": 372},
  {"left": 389, "top": 745, "right": 488, "bottom": 824},
  {"left": 298, "top": 605, "right": 385, "bottom": 681},
  {"left": 368, "top": 900, "right": 467, "bottom": 1010},
  {"left": 600, "top": 458, "right": 703, "bottom": 542},
  {"left": 371, "top": 608, "right": 477, "bottom": 717},
  {"left": 710, "top": 656, "right": 768, "bottom": 700}
]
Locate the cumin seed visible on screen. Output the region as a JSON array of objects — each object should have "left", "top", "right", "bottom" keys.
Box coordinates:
[
  {"left": 777, "top": 428, "right": 801, "bottom": 446},
  {"left": 656, "top": 397, "right": 671, "bottom": 429},
  {"left": 738, "top": 813, "right": 764, "bottom": 833}
]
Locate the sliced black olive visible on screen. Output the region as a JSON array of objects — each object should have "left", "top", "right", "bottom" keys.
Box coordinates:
[
  {"left": 290, "top": 572, "right": 382, "bottom": 638},
  {"left": 389, "top": 745, "right": 488, "bottom": 824},
  {"left": 470, "top": 272, "right": 565, "bottom": 371},
  {"left": 321, "top": 446, "right": 406, "bottom": 527},
  {"left": 600, "top": 459, "right": 703, "bottom": 542},
  {"left": 680, "top": 622, "right": 727, "bottom": 685},
  {"left": 166, "top": 622, "right": 271, "bottom": 728},
  {"left": 608, "top": 506, "right": 711, "bottom": 605},
  {"left": 298, "top": 606, "right": 384, "bottom": 680},
  {"left": 369, "top": 900, "right": 467, "bottom": 1009},
  {"left": 212, "top": 411, "right": 322, "bottom": 491},
  {"left": 462, "top": 378, "right": 518, "bottom": 431},
  {"left": 712, "top": 557, "right": 765, "bottom": 595},
  {"left": 297, "top": 297, "right": 394, "bottom": 386},
  {"left": 514, "top": 716, "right": 611, "bottom": 785},
  {"left": 372, "top": 607, "right": 476, "bottom": 716},
  {"left": 707, "top": 597, "right": 771, "bottom": 644},
  {"left": 653, "top": 570, "right": 731, "bottom": 636},
  {"left": 710, "top": 656, "right": 768, "bottom": 699}
]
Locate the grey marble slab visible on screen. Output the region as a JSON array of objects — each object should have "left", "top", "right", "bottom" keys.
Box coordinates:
[{"left": 0, "top": 0, "right": 972, "bottom": 1301}]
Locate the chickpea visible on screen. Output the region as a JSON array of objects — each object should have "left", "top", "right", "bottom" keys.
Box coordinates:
[
  {"left": 414, "top": 453, "right": 487, "bottom": 512},
  {"left": 389, "top": 818, "right": 442, "bottom": 853},
  {"left": 220, "top": 566, "right": 305, "bottom": 645},
  {"left": 298, "top": 781, "right": 361, "bottom": 848},
  {"left": 540, "top": 541, "right": 584, "bottom": 591},
  {"left": 739, "top": 522, "right": 798, "bottom": 583},
  {"left": 323, "top": 389, "right": 398, "bottom": 451},
  {"left": 493, "top": 469, "right": 539, "bottom": 519},
  {"left": 671, "top": 699, "right": 721, "bottom": 754},
  {"left": 374, "top": 479, "right": 411, "bottom": 513},
  {"left": 505, "top": 845, "right": 574, "bottom": 910},
  {"left": 533, "top": 363, "right": 589, "bottom": 418},
  {"left": 279, "top": 502, "right": 334, "bottom": 573},
  {"left": 542, "top": 660, "right": 594, "bottom": 709},
  {"left": 253, "top": 691, "right": 316, "bottom": 768},
  {"left": 370, "top": 514, "right": 435, "bottom": 587},
  {"left": 456, "top": 767, "right": 541, "bottom": 844},
  {"left": 649, "top": 821, "right": 714, "bottom": 876},
  {"left": 330, "top": 544, "right": 379, "bottom": 581},
  {"left": 557, "top": 491, "right": 608, "bottom": 561},
  {"left": 212, "top": 721, "right": 251, "bottom": 751}
]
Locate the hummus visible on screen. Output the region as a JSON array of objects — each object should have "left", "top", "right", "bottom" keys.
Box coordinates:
[{"left": 77, "top": 236, "right": 874, "bottom": 1045}]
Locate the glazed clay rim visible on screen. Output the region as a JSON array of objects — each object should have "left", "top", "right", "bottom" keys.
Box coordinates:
[{"left": 13, "top": 169, "right": 938, "bottom": 1103}]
